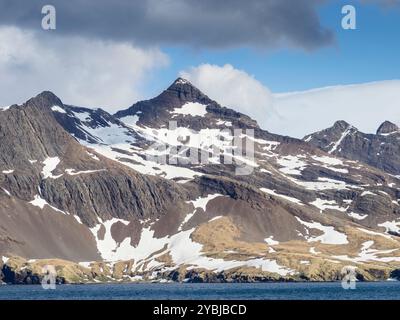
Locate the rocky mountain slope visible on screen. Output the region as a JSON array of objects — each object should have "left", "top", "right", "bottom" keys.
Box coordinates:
[
  {"left": 1, "top": 79, "right": 400, "bottom": 284},
  {"left": 304, "top": 120, "right": 400, "bottom": 176}
]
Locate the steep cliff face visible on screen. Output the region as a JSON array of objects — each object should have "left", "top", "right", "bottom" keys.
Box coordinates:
[
  {"left": 0, "top": 91, "right": 190, "bottom": 262},
  {"left": 1, "top": 79, "right": 400, "bottom": 283},
  {"left": 304, "top": 120, "right": 400, "bottom": 176}
]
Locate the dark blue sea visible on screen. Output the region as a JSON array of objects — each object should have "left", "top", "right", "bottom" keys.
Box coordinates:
[{"left": 1, "top": 282, "right": 400, "bottom": 300}]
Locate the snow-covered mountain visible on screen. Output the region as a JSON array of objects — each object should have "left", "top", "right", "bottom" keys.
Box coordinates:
[
  {"left": 304, "top": 120, "right": 400, "bottom": 176},
  {"left": 1, "top": 79, "right": 400, "bottom": 284}
]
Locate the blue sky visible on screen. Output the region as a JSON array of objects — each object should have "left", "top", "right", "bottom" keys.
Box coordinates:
[
  {"left": 0, "top": 1, "right": 399, "bottom": 111},
  {"left": 148, "top": 1, "right": 400, "bottom": 96}
]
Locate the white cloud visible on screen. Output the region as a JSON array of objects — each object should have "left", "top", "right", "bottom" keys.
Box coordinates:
[
  {"left": 0, "top": 26, "right": 169, "bottom": 111},
  {"left": 180, "top": 63, "right": 400, "bottom": 139},
  {"left": 270, "top": 81, "right": 400, "bottom": 138},
  {"left": 180, "top": 64, "right": 276, "bottom": 125}
]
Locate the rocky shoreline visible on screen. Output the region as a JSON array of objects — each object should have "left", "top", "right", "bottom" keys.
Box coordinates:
[{"left": 1, "top": 257, "right": 399, "bottom": 285}]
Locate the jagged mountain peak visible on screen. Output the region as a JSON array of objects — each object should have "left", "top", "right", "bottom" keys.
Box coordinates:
[
  {"left": 332, "top": 120, "right": 352, "bottom": 130},
  {"left": 165, "top": 77, "right": 211, "bottom": 103},
  {"left": 304, "top": 120, "right": 356, "bottom": 141},
  {"left": 377, "top": 120, "right": 399, "bottom": 135},
  {"left": 169, "top": 77, "right": 192, "bottom": 87},
  {"left": 35, "top": 90, "right": 59, "bottom": 100},
  {"left": 167, "top": 77, "right": 200, "bottom": 94},
  {"left": 113, "top": 77, "right": 217, "bottom": 124},
  {"left": 28, "top": 91, "right": 64, "bottom": 110},
  {"left": 305, "top": 118, "right": 400, "bottom": 175},
  {"left": 113, "top": 77, "right": 261, "bottom": 130}
]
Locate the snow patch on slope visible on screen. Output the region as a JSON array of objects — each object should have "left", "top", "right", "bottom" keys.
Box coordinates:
[
  {"left": 41, "top": 157, "right": 62, "bottom": 179},
  {"left": 276, "top": 155, "right": 307, "bottom": 176},
  {"left": 51, "top": 105, "right": 66, "bottom": 113},
  {"left": 378, "top": 220, "right": 400, "bottom": 234},
  {"left": 310, "top": 198, "right": 347, "bottom": 213},
  {"left": 296, "top": 217, "right": 348, "bottom": 245},
  {"left": 90, "top": 219, "right": 295, "bottom": 276},
  {"left": 29, "top": 195, "right": 66, "bottom": 214},
  {"left": 261, "top": 188, "right": 303, "bottom": 205},
  {"left": 329, "top": 126, "right": 354, "bottom": 154},
  {"left": 65, "top": 168, "right": 106, "bottom": 176},
  {"left": 333, "top": 241, "right": 400, "bottom": 263},
  {"left": 178, "top": 194, "right": 223, "bottom": 231},
  {"left": 171, "top": 102, "right": 208, "bottom": 117}
]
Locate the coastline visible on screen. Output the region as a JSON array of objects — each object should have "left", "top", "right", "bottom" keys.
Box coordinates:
[{"left": 2, "top": 256, "right": 400, "bottom": 285}]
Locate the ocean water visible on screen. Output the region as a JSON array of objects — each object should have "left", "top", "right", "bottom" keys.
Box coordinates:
[{"left": 0, "top": 282, "right": 400, "bottom": 300}]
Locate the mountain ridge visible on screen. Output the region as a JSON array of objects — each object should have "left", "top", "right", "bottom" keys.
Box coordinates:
[
  {"left": 1, "top": 80, "right": 400, "bottom": 284},
  {"left": 305, "top": 120, "right": 400, "bottom": 176}
]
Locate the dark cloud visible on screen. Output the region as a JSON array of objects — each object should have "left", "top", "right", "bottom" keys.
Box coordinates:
[
  {"left": 360, "top": 0, "right": 400, "bottom": 6},
  {"left": 0, "top": 0, "right": 333, "bottom": 50}
]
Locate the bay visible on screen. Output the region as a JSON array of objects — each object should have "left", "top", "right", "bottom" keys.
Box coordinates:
[{"left": 1, "top": 282, "right": 400, "bottom": 300}]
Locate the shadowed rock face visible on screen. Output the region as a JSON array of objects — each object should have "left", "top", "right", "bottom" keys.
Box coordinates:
[
  {"left": 53, "top": 104, "right": 136, "bottom": 144},
  {"left": 304, "top": 120, "right": 400, "bottom": 176},
  {"left": 0, "top": 91, "right": 190, "bottom": 260},
  {"left": 0, "top": 91, "right": 73, "bottom": 168},
  {"left": 0, "top": 196, "right": 101, "bottom": 262},
  {"left": 0, "top": 93, "right": 188, "bottom": 223},
  {"left": 377, "top": 121, "right": 399, "bottom": 135}
]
